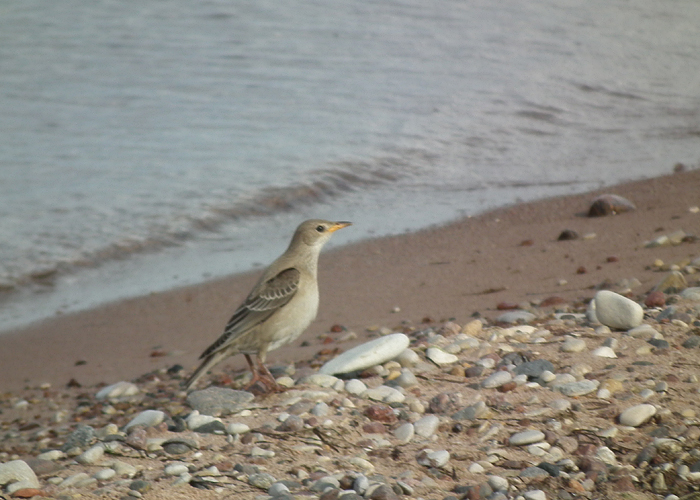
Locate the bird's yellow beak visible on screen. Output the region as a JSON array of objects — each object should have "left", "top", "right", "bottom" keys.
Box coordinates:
[{"left": 327, "top": 221, "right": 352, "bottom": 233}]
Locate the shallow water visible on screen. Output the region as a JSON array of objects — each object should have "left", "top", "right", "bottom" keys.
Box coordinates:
[{"left": 1, "top": 0, "right": 699, "bottom": 331}]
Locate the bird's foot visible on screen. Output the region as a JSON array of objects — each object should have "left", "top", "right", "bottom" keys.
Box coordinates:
[{"left": 243, "top": 373, "right": 286, "bottom": 396}]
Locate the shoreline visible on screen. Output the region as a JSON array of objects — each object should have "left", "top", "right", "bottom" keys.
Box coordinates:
[{"left": 1, "top": 168, "right": 699, "bottom": 392}]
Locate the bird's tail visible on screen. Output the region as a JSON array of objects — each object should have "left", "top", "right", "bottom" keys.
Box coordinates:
[{"left": 182, "top": 351, "right": 229, "bottom": 391}]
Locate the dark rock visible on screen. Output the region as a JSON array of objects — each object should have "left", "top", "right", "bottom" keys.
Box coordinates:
[
  {"left": 193, "top": 420, "right": 227, "bottom": 434},
  {"left": 129, "top": 480, "right": 151, "bottom": 494},
  {"left": 644, "top": 291, "right": 666, "bottom": 308},
  {"left": 647, "top": 338, "right": 670, "bottom": 349},
  {"left": 368, "top": 484, "right": 400, "bottom": 500},
  {"left": 61, "top": 425, "right": 95, "bottom": 452},
  {"left": 682, "top": 336, "right": 700, "bottom": 349},
  {"left": 514, "top": 359, "right": 554, "bottom": 379},
  {"left": 162, "top": 437, "right": 198, "bottom": 455},
  {"left": 24, "top": 458, "right": 63, "bottom": 477},
  {"left": 429, "top": 392, "right": 462, "bottom": 414},
  {"left": 363, "top": 404, "right": 397, "bottom": 423},
  {"left": 362, "top": 422, "right": 386, "bottom": 434},
  {"left": 537, "top": 462, "right": 561, "bottom": 477},
  {"left": 519, "top": 466, "right": 550, "bottom": 479},
  {"left": 465, "top": 365, "right": 484, "bottom": 377},
  {"left": 557, "top": 229, "right": 579, "bottom": 241},
  {"left": 587, "top": 194, "right": 636, "bottom": 217}
]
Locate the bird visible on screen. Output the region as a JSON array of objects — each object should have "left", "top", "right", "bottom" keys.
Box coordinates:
[{"left": 184, "top": 219, "right": 351, "bottom": 392}]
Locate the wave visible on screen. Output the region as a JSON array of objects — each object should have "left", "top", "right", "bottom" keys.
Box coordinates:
[{"left": 0, "top": 162, "right": 403, "bottom": 296}]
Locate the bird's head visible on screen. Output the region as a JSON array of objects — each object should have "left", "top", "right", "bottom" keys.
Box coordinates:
[{"left": 293, "top": 219, "right": 352, "bottom": 248}]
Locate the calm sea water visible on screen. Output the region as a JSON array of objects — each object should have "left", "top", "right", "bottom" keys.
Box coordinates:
[{"left": 1, "top": 0, "right": 699, "bottom": 331}]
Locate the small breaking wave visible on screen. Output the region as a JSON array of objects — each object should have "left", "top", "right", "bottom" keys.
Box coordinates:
[{"left": 0, "top": 162, "right": 404, "bottom": 297}]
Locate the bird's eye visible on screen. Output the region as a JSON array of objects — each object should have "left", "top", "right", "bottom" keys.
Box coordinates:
[{"left": 316, "top": 225, "right": 325, "bottom": 233}]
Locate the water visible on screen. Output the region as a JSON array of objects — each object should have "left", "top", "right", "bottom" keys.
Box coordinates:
[{"left": 1, "top": 0, "right": 699, "bottom": 332}]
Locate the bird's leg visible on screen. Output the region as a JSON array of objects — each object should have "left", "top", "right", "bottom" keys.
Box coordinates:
[{"left": 255, "top": 353, "right": 285, "bottom": 393}]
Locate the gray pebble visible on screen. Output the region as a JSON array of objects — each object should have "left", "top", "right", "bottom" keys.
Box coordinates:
[
  {"left": 561, "top": 338, "right": 587, "bottom": 353},
  {"left": 186, "top": 387, "right": 255, "bottom": 416},
  {"left": 619, "top": 404, "right": 657, "bottom": 427},
  {"left": 556, "top": 379, "right": 599, "bottom": 397},
  {"left": 514, "top": 360, "right": 554, "bottom": 379},
  {"left": 496, "top": 310, "right": 536, "bottom": 324},
  {"left": 482, "top": 370, "right": 513, "bottom": 388},
  {"left": 75, "top": 443, "right": 105, "bottom": 465},
  {"left": 0, "top": 460, "right": 40, "bottom": 491},
  {"left": 345, "top": 379, "right": 368, "bottom": 395},
  {"left": 393, "top": 422, "right": 414, "bottom": 443},
  {"left": 249, "top": 472, "right": 277, "bottom": 490},
  {"left": 124, "top": 409, "right": 166, "bottom": 431},
  {"left": 487, "top": 475, "right": 509, "bottom": 492},
  {"left": 414, "top": 415, "right": 440, "bottom": 437},
  {"left": 509, "top": 430, "right": 545, "bottom": 446}
]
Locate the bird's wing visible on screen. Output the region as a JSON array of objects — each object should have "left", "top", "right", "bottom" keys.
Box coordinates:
[{"left": 199, "top": 267, "right": 301, "bottom": 359}]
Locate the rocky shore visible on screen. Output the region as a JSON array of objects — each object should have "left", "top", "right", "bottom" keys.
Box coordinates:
[
  {"left": 3, "top": 281, "right": 700, "bottom": 500},
  {"left": 1, "top": 169, "right": 700, "bottom": 500}
]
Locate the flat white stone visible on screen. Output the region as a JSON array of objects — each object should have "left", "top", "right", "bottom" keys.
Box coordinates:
[
  {"left": 594, "top": 290, "right": 643, "bottom": 330},
  {"left": 0, "top": 460, "right": 40, "bottom": 490},
  {"left": 93, "top": 468, "right": 116, "bottom": 481},
  {"left": 319, "top": 333, "right": 410, "bottom": 375},
  {"left": 488, "top": 475, "right": 509, "bottom": 492},
  {"left": 124, "top": 409, "right": 166, "bottom": 431},
  {"left": 426, "top": 347, "right": 459, "bottom": 366},
  {"left": 165, "top": 463, "right": 190, "bottom": 476},
  {"left": 186, "top": 410, "right": 221, "bottom": 431},
  {"left": 592, "top": 346, "right": 617, "bottom": 358},
  {"left": 96, "top": 381, "right": 139, "bottom": 400},
  {"left": 556, "top": 379, "right": 599, "bottom": 397},
  {"left": 226, "top": 422, "right": 250, "bottom": 435},
  {"left": 509, "top": 430, "right": 545, "bottom": 446},
  {"left": 298, "top": 373, "right": 339, "bottom": 387},
  {"left": 619, "top": 404, "right": 657, "bottom": 427},
  {"left": 523, "top": 490, "right": 547, "bottom": 500}
]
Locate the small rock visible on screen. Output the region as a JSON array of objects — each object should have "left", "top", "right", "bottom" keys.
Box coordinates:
[
  {"left": 345, "top": 378, "right": 368, "bottom": 395},
  {"left": 94, "top": 468, "right": 116, "bottom": 481},
  {"left": 587, "top": 194, "right": 636, "bottom": 217},
  {"left": 619, "top": 404, "right": 657, "bottom": 427},
  {"left": 514, "top": 360, "right": 554, "bottom": 379},
  {"left": 249, "top": 473, "right": 277, "bottom": 490},
  {"left": 61, "top": 424, "right": 95, "bottom": 452},
  {"left": 364, "top": 385, "right": 405, "bottom": 403},
  {"left": 298, "top": 373, "right": 340, "bottom": 388},
  {"left": 186, "top": 387, "right": 255, "bottom": 416},
  {"left": 364, "top": 404, "right": 397, "bottom": 423},
  {"left": 393, "top": 423, "right": 414, "bottom": 443},
  {"left": 556, "top": 379, "right": 599, "bottom": 397},
  {"left": 482, "top": 371, "right": 513, "bottom": 389},
  {"left": 417, "top": 449, "right": 450, "bottom": 468},
  {"left": 560, "top": 338, "right": 587, "bottom": 353},
  {"left": 226, "top": 422, "right": 250, "bottom": 435},
  {"left": 95, "top": 381, "right": 140, "bottom": 400},
  {"left": 124, "top": 410, "right": 166, "bottom": 431},
  {"left": 593, "top": 290, "right": 643, "bottom": 330},
  {"left": 414, "top": 415, "right": 440, "bottom": 437},
  {"left": 129, "top": 479, "right": 151, "bottom": 494},
  {"left": 509, "top": 430, "right": 545, "bottom": 446},
  {"left": 426, "top": 347, "right": 459, "bottom": 366},
  {"left": 654, "top": 271, "right": 687, "bottom": 294},
  {"left": 76, "top": 444, "right": 105, "bottom": 465},
  {"left": 395, "top": 349, "right": 421, "bottom": 367},
  {"left": 487, "top": 475, "right": 509, "bottom": 492},
  {"left": 591, "top": 346, "right": 617, "bottom": 358},
  {"left": 496, "top": 310, "right": 536, "bottom": 324},
  {"left": 0, "top": 460, "right": 40, "bottom": 491}
]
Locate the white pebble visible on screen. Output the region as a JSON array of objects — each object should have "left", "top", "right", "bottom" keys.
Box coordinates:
[
  {"left": 319, "top": 333, "right": 410, "bottom": 375},
  {"left": 619, "top": 404, "right": 657, "bottom": 427},
  {"left": 426, "top": 347, "right": 459, "bottom": 366},
  {"left": 344, "top": 379, "right": 367, "bottom": 395},
  {"left": 482, "top": 370, "right": 513, "bottom": 389},
  {"left": 592, "top": 346, "right": 617, "bottom": 358},
  {"left": 413, "top": 415, "right": 440, "bottom": 438},
  {"left": 393, "top": 423, "right": 414, "bottom": 443},
  {"left": 509, "top": 430, "right": 545, "bottom": 446}
]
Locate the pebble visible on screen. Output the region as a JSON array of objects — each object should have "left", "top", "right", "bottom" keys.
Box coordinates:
[
  {"left": 680, "top": 287, "right": 700, "bottom": 301},
  {"left": 425, "top": 347, "right": 459, "bottom": 365},
  {"left": 186, "top": 410, "right": 222, "bottom": 431},
  {"left": 124, "top": 409, "right": 166, "bottom": 431},
  {"left": 299, "top": 373, "right": 340, "bottom": 387},
  {"left": 523, "top": 489, "right": 547, "bottom": 500},
  {"left": 393, "top": 368, "right": 418, "bottom": 388},
  {"left": 185, "top": 387, "right": 255, "bottom": 416},
  {"left": 594, "top": 290, "right": 643, "bottom": 330},
  {"left": 364, "top": 385, "right": 405, "bottom": 403},
  {"left": 249, "top": 473, "right": 277, "bottom": 490},
  {"left": 510, "top": 430, "right": 545, "bottom": 446},
  {"left": 591, "top": 346, "right": 617, "bottom": 358},
  {"left": 61, "top": 424, "right": 95, "bottom": 452},
  {"left": 413, "top": 415, "right": 440, "bottom": 437},
  {"left": 588, "top": 194, "right": 636, "bottom": 216},
  {"left": 0, "top": 460, "right": 40, "bottom": 491},
  {"left": 345, "top": 378, "right": 368, "bottom": 395},
  {"left": 556, "top": 379, "right": 599, "bottom": 397},
  {"left": 514, "top": 360, "right": 554, "bottom": 379},
  {"left": 393, "top": 423, "right": 415, "bottom": 443},
  {"left": 627, "top": 324, "right": 658, "bottom": 339},
  {"left": 482, "top": 370, "right": 513, "bottom": 388},
  {"left": 112, "top": 460, "right": 137, "bottom": 477},
  {"left": 487, "top": 475, "right": 509, "bottom": 492},
  {"left": 417, "top": 449, "right": 450, "bottom": 468},
  {"left": 496, "top": 310, "right": 536, "bottom": 324},
  {"left": 619, "top": 404, "right": 657, "bottom": 427},
  {"left": 395, "top": 348, "right": 421, "bottom": 367},
  {"left": 226, "top": 422, "right": 250, "bottom": 435},
  {"left": 560, "top": 338, "right": 587, "bottom": 353},
  {"left": 164, "top": 463, "right": 190, "bottom": 476},
  {"left": 95, "top": 381, "right": 140, "bottom": 400},
  {"left": 75, "top": 444, "right": 105, "bottom": 465},
  {"left": 94, "top": 468, "right": 116, "bottom": 481},
  {"left": 319, "top": 333, "right": 409, "bottom": 375}
]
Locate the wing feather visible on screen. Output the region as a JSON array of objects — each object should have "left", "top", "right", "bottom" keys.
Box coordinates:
[{"left": 199, "top": 268, "right": 300, "bottom": 359}]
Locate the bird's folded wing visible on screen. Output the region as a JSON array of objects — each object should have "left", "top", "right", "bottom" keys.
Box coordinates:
[{"left": 199, "top": 268, "right": 301, "bottom": 359}]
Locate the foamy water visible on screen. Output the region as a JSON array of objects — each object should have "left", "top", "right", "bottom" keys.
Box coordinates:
[{"left": 1, "top": 0, "right": 699, "bottom": 331}]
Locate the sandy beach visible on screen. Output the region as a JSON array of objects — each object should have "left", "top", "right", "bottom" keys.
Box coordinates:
[{"left": 1, "top": 168, "right": 699, "bottom": 392}]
